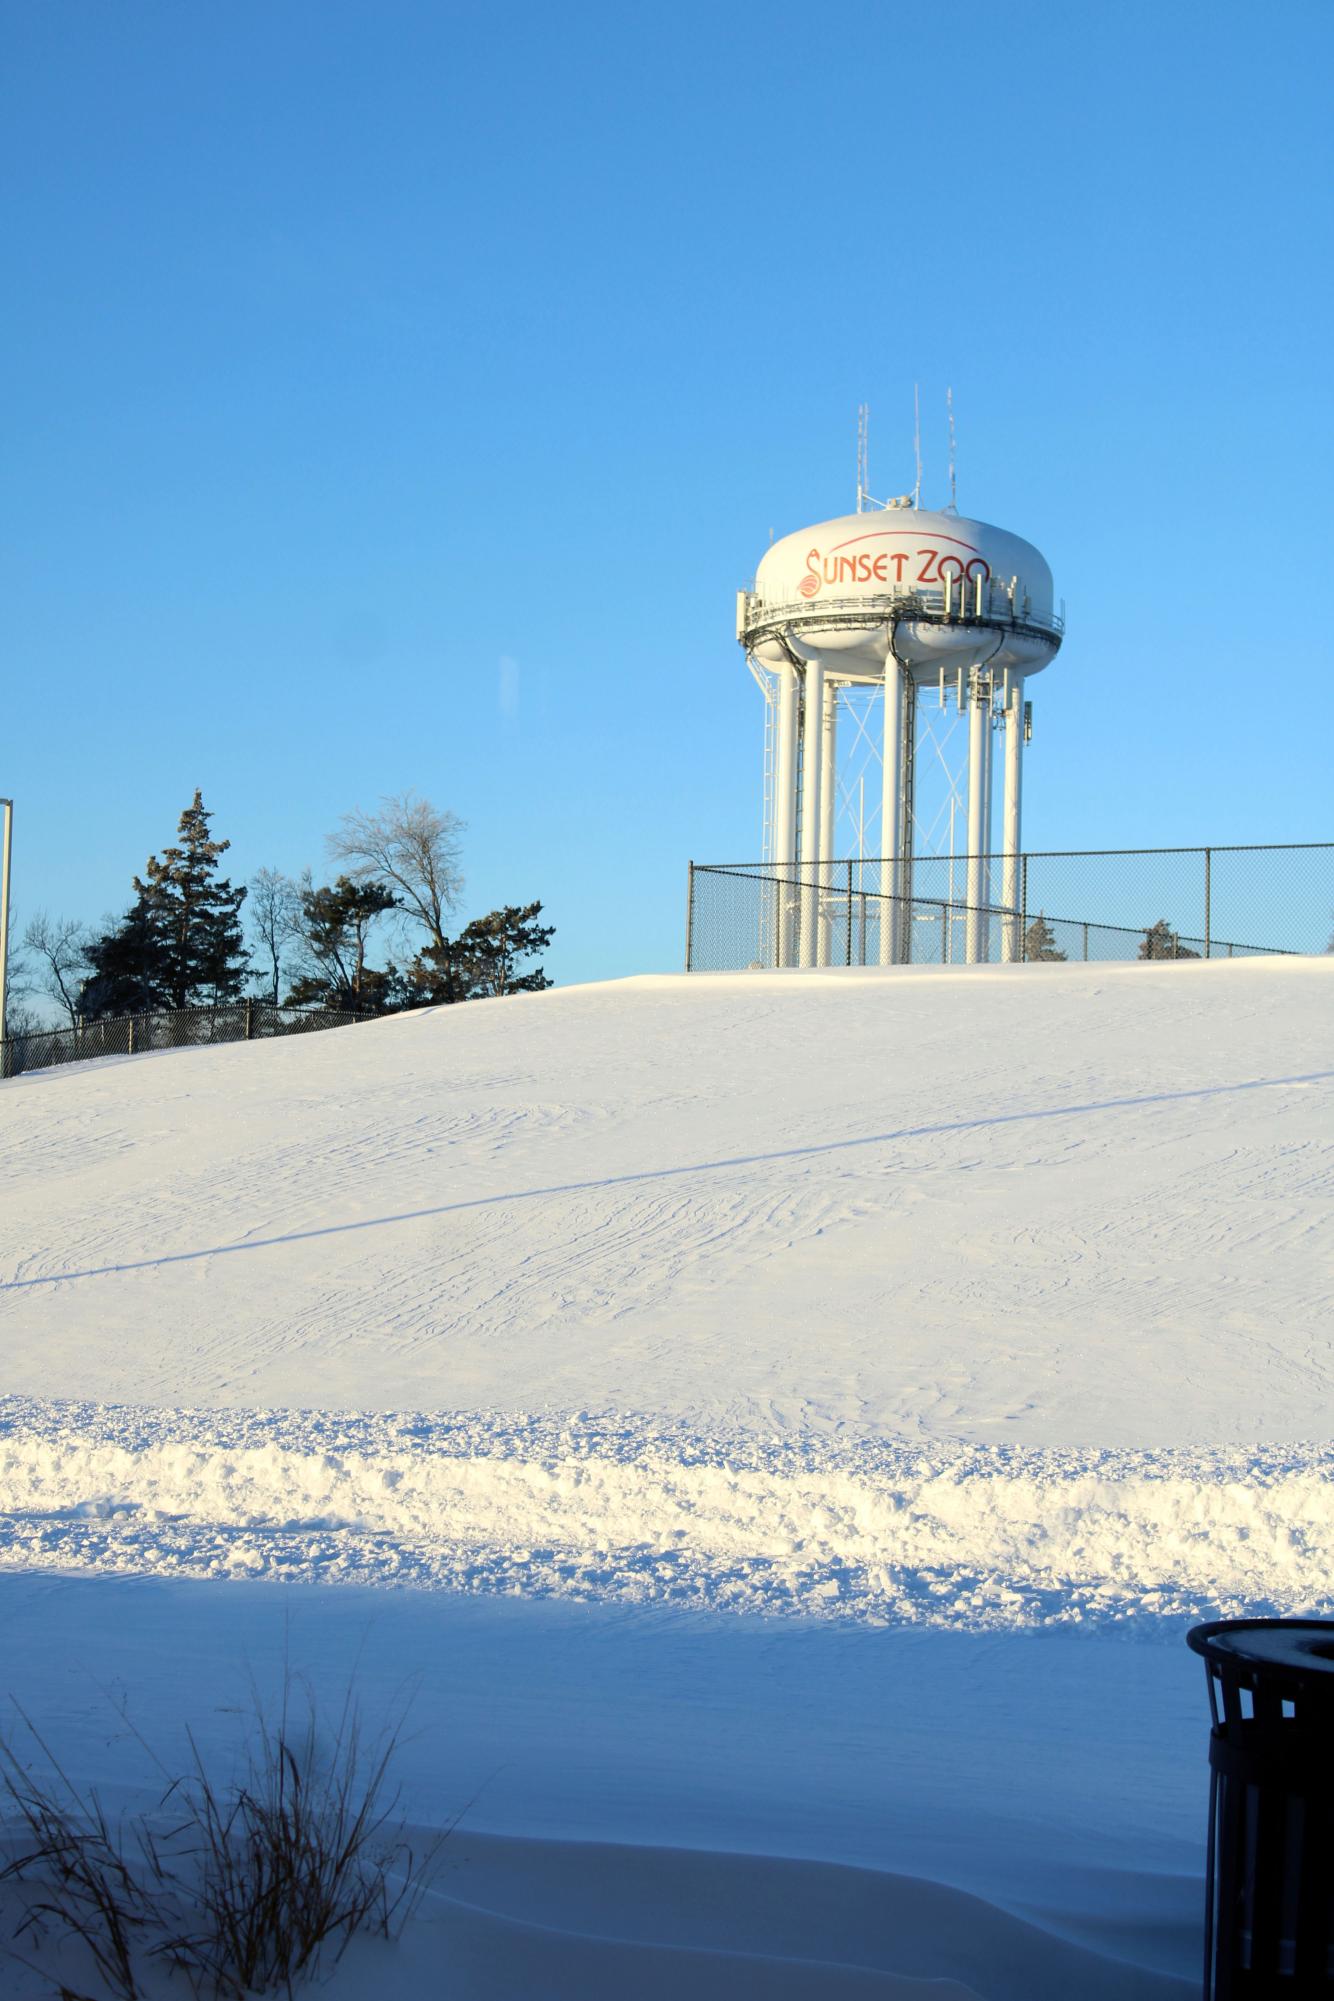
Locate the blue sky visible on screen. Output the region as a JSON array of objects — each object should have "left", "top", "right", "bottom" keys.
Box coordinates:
[{"left": 3, "top": 0, "right": 1330, "bottom": 988}]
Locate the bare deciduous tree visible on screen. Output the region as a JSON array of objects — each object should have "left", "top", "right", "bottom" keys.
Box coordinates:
[
  {"left": 247, "top": 868, "right": 304, "bottom": 1004},
  {"left": 327, "top": 793, "right": 464, "bottom": 952},
  {"left": 21, "top": 911, "right": 89, "bottom": 1027}
]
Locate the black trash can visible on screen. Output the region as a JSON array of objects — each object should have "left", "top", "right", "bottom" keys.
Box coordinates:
[{"left": 1188, "top": 1619, "right": 1334, "bottom": 1996}]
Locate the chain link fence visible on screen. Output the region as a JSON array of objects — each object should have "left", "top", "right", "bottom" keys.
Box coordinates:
[
  {"left": 685, "top": 844, "right": 1334, "bottom": 972},
  {"left": 1, "top": 999, "right": 366, "bottom": 1081}
]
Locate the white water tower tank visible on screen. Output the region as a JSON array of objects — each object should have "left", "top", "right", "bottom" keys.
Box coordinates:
[{"left": 737, "top": 501, "right": 1063, "bottom": 967}]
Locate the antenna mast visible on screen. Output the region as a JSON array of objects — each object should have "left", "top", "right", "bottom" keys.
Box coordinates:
[
  {"left": 913, "top": 383, "right": 922, "bottom": 509},
  {"left": 856, "top": 403, "right": 869, "bottom": 512},
  {"left": 947, "top": 386, "right": 957, "bottom": 511}
]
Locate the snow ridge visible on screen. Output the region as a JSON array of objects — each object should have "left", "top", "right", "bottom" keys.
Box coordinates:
[{"left": 2, "top": 1398, "right": 1329, "bottom": 1629}]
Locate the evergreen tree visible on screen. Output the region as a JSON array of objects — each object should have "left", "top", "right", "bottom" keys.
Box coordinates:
[
  {"left": 286, "top": 874, "right": 398, "bottom": 1011},
  {"left": 405, "top": 902, "right": 554, "bottom": 1004},
  {"left": 80, "top": 793, "right": 247, "bottom": 1017},
  {"left": 80, "top": 897, "right": 164, "bottom": 1017},
  {"left": 136, "top": 791, "right": 248, "bottom": 1007},
  {"left": 1138, "top": 918, "right": 1199, "bottom": 961},
  {"left": 1022, "top": 912, "right": 1067, "bottom": 962}
]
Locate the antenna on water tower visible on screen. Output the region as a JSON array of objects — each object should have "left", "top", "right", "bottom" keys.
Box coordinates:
[
  {"left": 913, "top": 384, "right": 922, "bottom": 510},
  {"left": 947, "top": 387, "right": 958, "bottom": 512},
  {"left": 856, "top": 404, "right": 869, "bottom": 513}
]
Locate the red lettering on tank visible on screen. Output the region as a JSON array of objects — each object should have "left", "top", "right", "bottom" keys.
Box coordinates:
[{"left": 916, "top": 548, "right": 939, "bottom": 583}]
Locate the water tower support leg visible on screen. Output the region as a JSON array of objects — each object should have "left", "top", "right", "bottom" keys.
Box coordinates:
[
  {"left": 966, "top": 672, "right": 987, "bottom": 964},
  {"left": 980, "top": 688, "right": 995, "bottom": 961},
  {"left": 817, "top": 679, "right": 838, "bottom": 967},
  {"left": 798, "top": 658, "right": 824, "bottom": 967},
  {"left": 1001, "top": 678, "right": 1025, "bottom": 961},
  {"left": 880, "top": 656, "right": 904, "bottom": 966},
  {"left": 773, "top": 663, "right": 799, "bottom": 964}
]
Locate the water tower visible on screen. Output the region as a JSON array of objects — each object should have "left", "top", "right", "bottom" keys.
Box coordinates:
[{"left": 736, "top": 476, "right": 1063, "bottom": 968}]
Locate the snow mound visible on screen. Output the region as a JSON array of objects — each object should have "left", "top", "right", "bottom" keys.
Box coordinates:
[{"left": 2, "top": 1400, "right": 1331, "bottom": 1627}]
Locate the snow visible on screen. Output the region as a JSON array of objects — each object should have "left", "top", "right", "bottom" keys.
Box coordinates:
[
  {"left": 2, "top": 1402, "right": 1331, "bottom": 1626},
  {"left": 3, "top": 959, "right": 1329, "bottom": 1440},
  {"left": 2, "top": 957, "right": 1331, "bottom": 1996},
  {"left": 1, "top": 1576, "right": 1206, "bottom": 1998}
]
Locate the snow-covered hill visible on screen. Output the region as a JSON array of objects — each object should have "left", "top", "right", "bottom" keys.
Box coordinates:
[{"left": 5, "top": 958, "right": 1330, "bottom": 1436}]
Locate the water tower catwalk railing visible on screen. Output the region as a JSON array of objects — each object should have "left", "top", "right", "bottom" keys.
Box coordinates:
[
  {"left": 684, "top": 844, "right": 1334, "bottom": 973},
  {"left": 738, "top": 579, "right": 1066, "bottom": 649}
]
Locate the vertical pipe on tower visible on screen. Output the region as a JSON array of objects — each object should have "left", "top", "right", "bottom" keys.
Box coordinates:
[
  {"left": 772, "top": 661, "right": 800, "bottom": 965},
  {"left": 879, "top": 650, "right": 904, "bottom": 966},
  {"left": 979, "top": 679, "right": 995, "bottom": 962},
  {"left": 965, "top": 671, "right": 987, "bottom": 965},
  {"left": 1001, "top": 677, "right": 1025, "bottom": 962},
  {"left": 817, "top": 678, "right": 838, "bottom": 967},
  {"left": 798, "top": 656, "right": 824, "bottom": 968}
]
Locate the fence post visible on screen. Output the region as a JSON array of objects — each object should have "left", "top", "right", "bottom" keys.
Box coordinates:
[
  {"left": 845, "top": 861, "right": 853, "bottom": 966},
  {"left": 128, "top": 1015, "right": 136, "bottom": 1056},
  {"left": 1083, "top": 922, "right": 1089, "bottom": 962},
  {"left": 684, "top": 862, "right": 695, "bottom": 972},
  {"left": 1204, "top": 847, "right": 1212, "bottom": 959},
  {"left": 244, "top": 997, "right": 255, "bottom": 1040},
  {"left": 1020, "top": 854, "right": 1029, "bottom": 961}
]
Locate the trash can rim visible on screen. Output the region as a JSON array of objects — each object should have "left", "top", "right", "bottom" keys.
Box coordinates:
[{"left": 1188, "top": 1617, "right": 1334, "bottom": 1689}]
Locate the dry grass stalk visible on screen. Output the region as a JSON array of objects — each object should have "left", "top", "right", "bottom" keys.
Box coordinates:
[{"left": 1, "top": 1679, "right": 438, "bottom": 1999}]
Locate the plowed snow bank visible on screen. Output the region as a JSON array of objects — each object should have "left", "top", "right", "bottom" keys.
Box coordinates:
[{"left": 3, "top": 1400, "right": 1329, "bottom": 1625}]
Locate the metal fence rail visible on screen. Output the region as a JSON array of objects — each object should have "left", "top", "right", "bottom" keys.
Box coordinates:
[
  {"left": 1, "top": 999, "right": 366, "bottom": 1081},
  {"left": 685, "top": 843, "right": 1334, "bottom": 972}
]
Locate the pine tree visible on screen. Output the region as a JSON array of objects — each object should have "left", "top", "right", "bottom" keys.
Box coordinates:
[
  {"left": 406, "top": 902, "right": 554, "bottom": 1004},
  {"left": 286, "top": 875, "right": 398, "bottom": 1011},
  {"left": 80, "top": 896, "right": 164, "bottom": 1017},
  {"left": 465, "top": 903, "right": 555, "bottom": 996},
  {"left": 80, "top": 792, "right": 248, "bottom": 1017},
  {"left": 133, "top": 792, "right": 248, "bottom": 1007},
  {"left": 1138, "top": 918, "right": 1199, "bottom": 961},
  {"left": 1023, "top": 912, "right": 1067, "bottom": 962}
]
